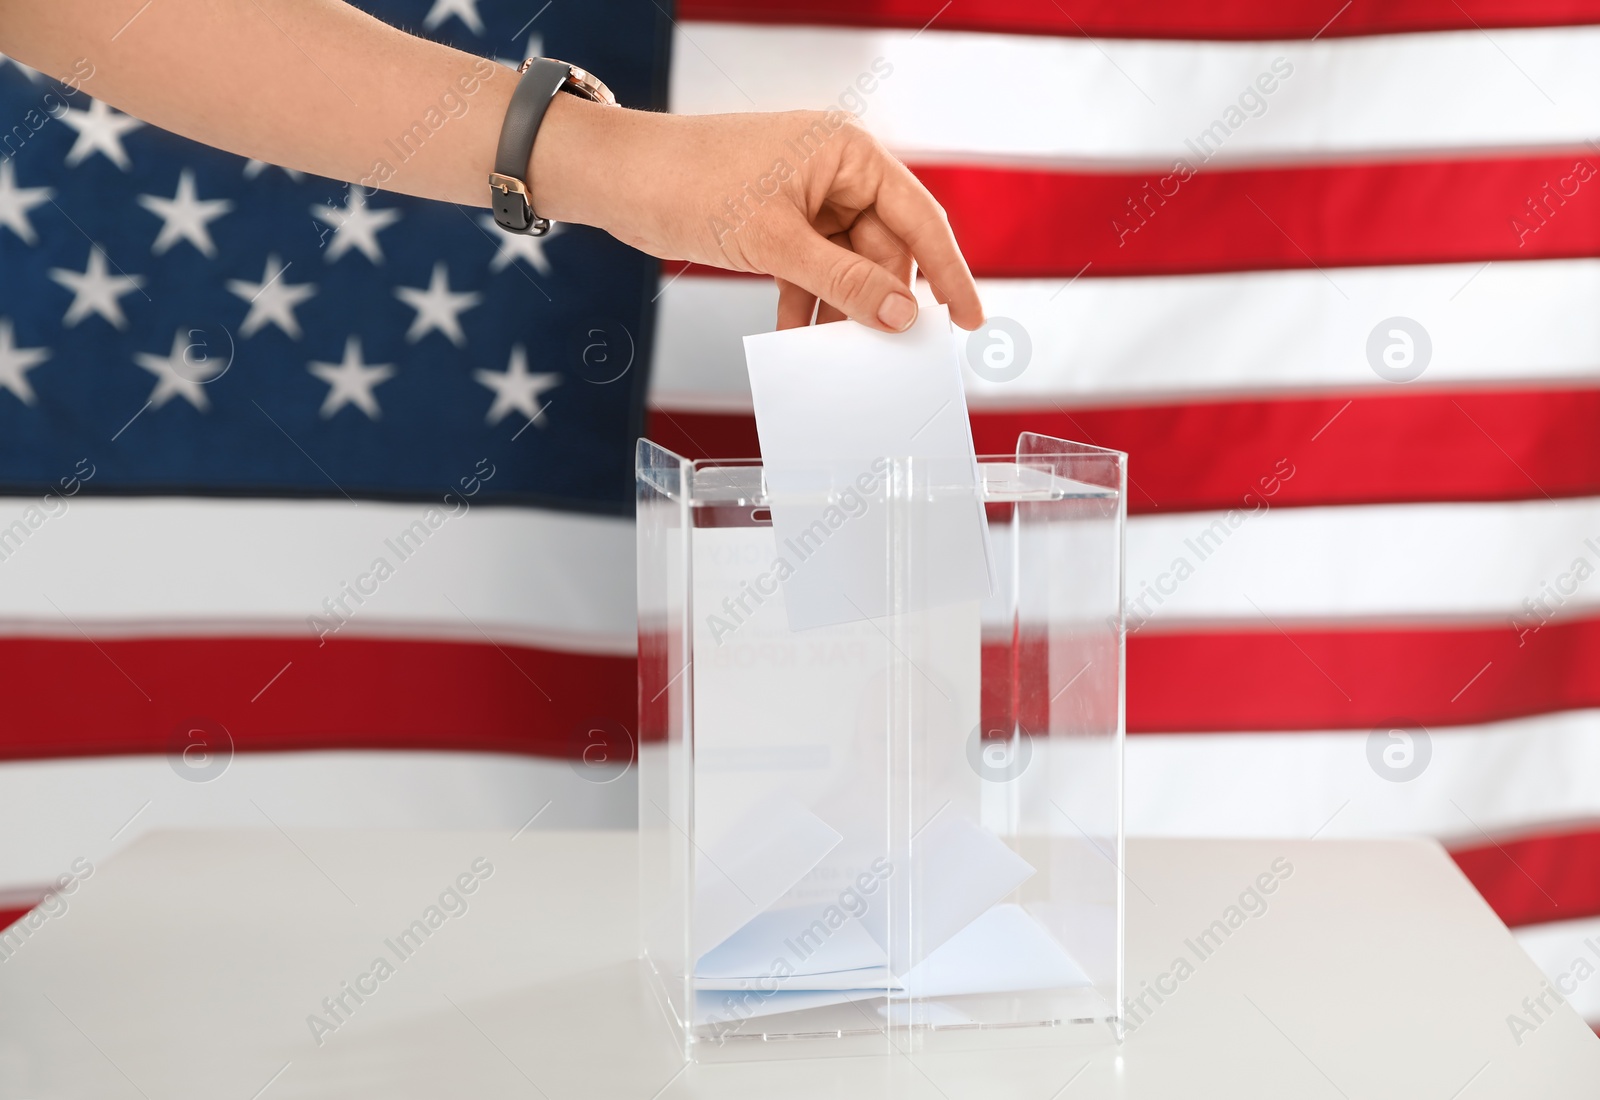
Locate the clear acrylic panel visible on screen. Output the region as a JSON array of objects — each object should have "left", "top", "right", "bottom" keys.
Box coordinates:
[{"left": 637, "top": 433, "right": 1125, "bottom": 1061}]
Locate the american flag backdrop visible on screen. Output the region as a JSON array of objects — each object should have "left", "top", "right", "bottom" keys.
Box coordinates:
[
  {"left": 3, "top": 0, "right": 1600, "bottom": 1033},
  {"left": 0, "top": 1, "right": 666, "bottom": 922}
]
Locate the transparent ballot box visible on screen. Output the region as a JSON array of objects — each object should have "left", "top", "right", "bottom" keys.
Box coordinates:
[{"left": 637, "top": 432, "right": 1125, "bottom": 1060}]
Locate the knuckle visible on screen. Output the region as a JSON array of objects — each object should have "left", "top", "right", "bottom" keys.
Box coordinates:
[
  {"left": 826, "top": 254, "right": 877, "bottom": 306},
  {"left": 794, "top": 109, "right": 836, "bottom": 138},
  {"left": 904, "top": 206, "right": 950, "bottom": 245},
  {"left": 834, "top": 114, "right": 867, "bottom": 138}
]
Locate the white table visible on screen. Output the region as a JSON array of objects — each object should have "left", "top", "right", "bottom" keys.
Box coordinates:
[{"left": 1, "top": 830, "right": 1594, "bottom": 1098}]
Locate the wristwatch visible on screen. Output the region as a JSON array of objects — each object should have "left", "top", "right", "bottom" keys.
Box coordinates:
[{"left": 489, "top": 58, "right": 616, "bottom": 236}]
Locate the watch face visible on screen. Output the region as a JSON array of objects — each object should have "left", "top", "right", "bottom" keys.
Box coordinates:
[
  {"left": 547, "top": 58, "right": 618, "bottom": 106},
  {"left": 518, "top": 57, "right": 616, "bottom": 106},
  {"left": 572, "top": 73, "right": 618, "bottom": 106}
]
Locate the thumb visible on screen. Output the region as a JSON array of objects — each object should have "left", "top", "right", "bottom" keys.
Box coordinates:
[{"left": 779, "top": 226, "right": 919, "bottom": 333}]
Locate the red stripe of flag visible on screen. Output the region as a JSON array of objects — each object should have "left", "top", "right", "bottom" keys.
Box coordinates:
[
  {"left": 680, "top": 0, "right": 1600, "bottom": 41},
  {"left": 5, "top": 618, "right": 1594, "bottom": 757},
  {"left": 682, "top": 155, "right": 1600, "bottom": 280},
  {"left": 1128, "top": 616, "right": 1599, "bottom": 734},
  {"left": 0, "top": 636, "right": 634, "bottom": 764},
  {"left": 914, "top": 155, "right": 1600, "bottom": 279},
  {"left": 650, "top": 387, "right": 1600, "bottom": 514},
  {"left": 1451, "top": 827, "right": 1600, "bottom": 927}
]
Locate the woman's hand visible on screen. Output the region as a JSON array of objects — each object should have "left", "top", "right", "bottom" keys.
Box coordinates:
[
  {"left": 0, "top": 0, "right": 980, "bottom": 332},
  {"left": 532, "top": 100, "right": 985, "bottom": 334}
]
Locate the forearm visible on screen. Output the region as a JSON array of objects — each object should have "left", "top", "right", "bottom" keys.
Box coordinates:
[
  {"left": 0, "top": 0, "right": 983, "bottom": 330},
  {"left": 0, "top": 0, "right": 584, "bottom": 212}
]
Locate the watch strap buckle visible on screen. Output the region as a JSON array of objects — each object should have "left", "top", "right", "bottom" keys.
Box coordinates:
[
  {"left": 490, "top": 57, "right": 614, "bottom": 237},
  {"left": 489, "top": 172, "right": 550, "bottom": 236}
]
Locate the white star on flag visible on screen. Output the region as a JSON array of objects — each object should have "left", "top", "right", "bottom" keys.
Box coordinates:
[
  {"left": 0, "top": 318, "right": 49, "bottom": 405},
  {"left": 480, "top": 214, "right": 560, "bottom": 275},
  {"left": 394, "top": 262, "right": 482, "bottom": 346},
  {"left": 424, "top": 0, "right": 485, "bottom": 35},
  {"left": 135, "top": 329, "right": 225, "bottom": 411},
  {"left": 0, "top": 51, "right": 42, "bottom": 82},
  {"left": 311, "top": 187, "right": 402, "bottom": 264},
  {"left": 0, "top": 159, "right": 52, "bottom": 246},
  {"left": 227, "top": 255, "right": 317, "bottom": 339},
  {"left": 60, "top": 98, "right": 144, "bottom": 171},
  {"left": 49, "top": 247, "right": 145, "bottom": 329},
  {"left": 495, "top": 34, "right": 543, "bottom": 71},
  {"left": 242, "top": 159, "right": 305, "bottom": 182},
  {"left": 138, "top": 169, "right": 233, "bottom": 257},
  {"left": 475, "top": 344, "right": 559, "bottom": 427},
  {"left": 308, "top": 337, "right": 395, "bottom": 420}
]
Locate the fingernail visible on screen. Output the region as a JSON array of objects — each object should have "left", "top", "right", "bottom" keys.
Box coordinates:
[{"left": 877, "top": 294, "right": 917, "bottom": 332}]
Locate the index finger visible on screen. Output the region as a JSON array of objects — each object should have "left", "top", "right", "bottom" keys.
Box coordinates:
[{"left": 872, "top": 160, "right": 985, "bottom": 330}]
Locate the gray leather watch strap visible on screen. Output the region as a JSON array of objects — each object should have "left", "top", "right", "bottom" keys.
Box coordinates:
[{"left": 491, "top": 59, "right": 572, "bottom": 235}]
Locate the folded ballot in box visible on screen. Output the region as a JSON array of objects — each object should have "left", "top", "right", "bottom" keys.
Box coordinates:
[{"left": 636, "top": 432, "right": 1127, "bottom": 1061}]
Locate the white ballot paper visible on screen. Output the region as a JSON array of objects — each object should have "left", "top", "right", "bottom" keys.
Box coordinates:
[
  {"left": 690, "top": 811, "right": 1062, "bottom": 1026},
  {"left": 743, "top": 305, "right": 993, "bottom": 630}
]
